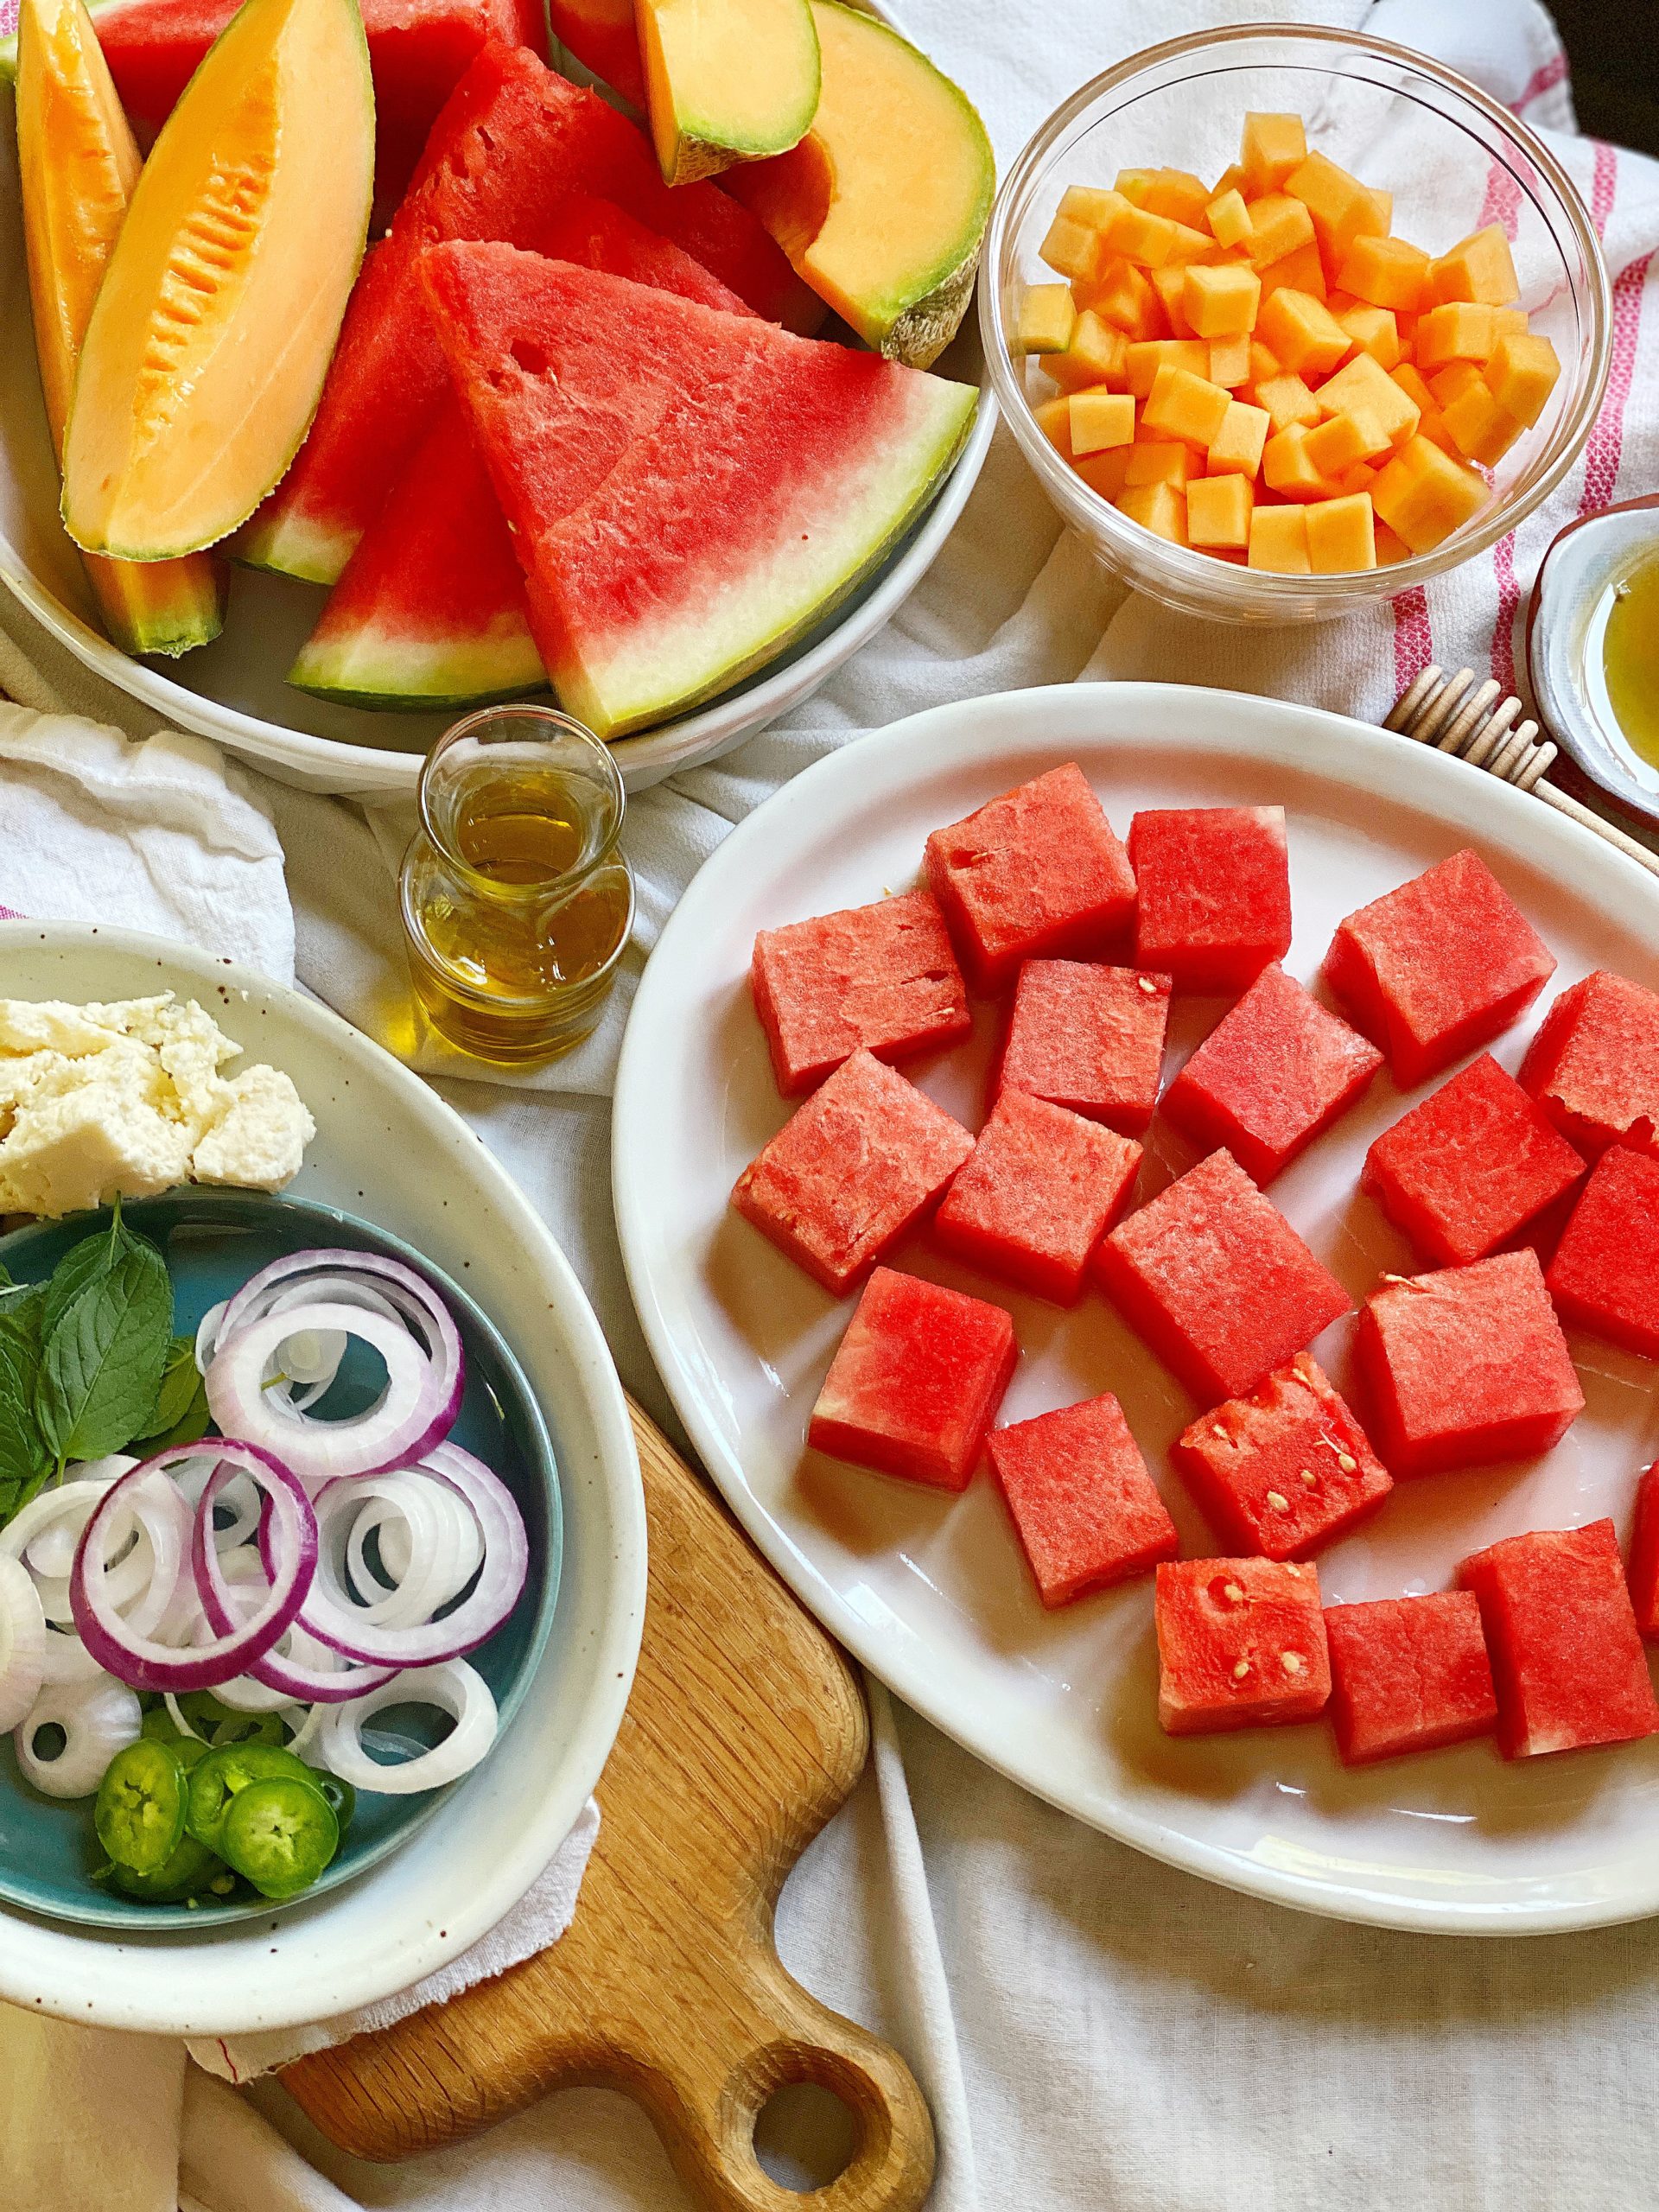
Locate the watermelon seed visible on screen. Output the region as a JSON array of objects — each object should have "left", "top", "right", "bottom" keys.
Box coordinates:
[
  {"left": 1338, "top": 1452, "right": 1357, "bottom": 1472},
  {"left": 1232, "top": 1658, "right": 1251, "bottom": 1680},
  {"left": 1300, "top": 1469, "right": 1319, "bottom": 1488},
  {"left": 1136, "top": 976, "right": 1160, "bottom": 995},
  {"left": 1281, "top": 1652, "right": 1306, "bottom": 1676},
  {"left": 1266, "top": 1491, "right": 1290, "bottom": 1512}
]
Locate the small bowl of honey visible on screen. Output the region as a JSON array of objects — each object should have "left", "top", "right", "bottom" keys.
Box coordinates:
[
  {"left": 1529, "top": 493, "right": 1659, "bottom": 830},
  {"left": 399, "top": 705, "right": 635, "bottom": 1065}
]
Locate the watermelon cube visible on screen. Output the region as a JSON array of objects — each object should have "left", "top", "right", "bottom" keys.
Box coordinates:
[
  {"left": 1321, "top": 849, "right": 1556, "bottom": 1087},
  {"left": 1459, "top": 1520, "right": 1659, "bottom": 1758},
  {"left": 1520, "top": 969, "right": 1659, "bottom": 1155},
  {"left": 1324, "top": 1592, "right": 1498, "bottom": 1764},
  {"left": 1160, "top": 963, "right": 1382, "bottom": 1185},
  {"left": 750, "top": 889, "right": 970, "bottom": 1097},
  {"left": 1546, "top": 1146, "right": 1659, "bottom": 1358},
  {"left": 1128, "top": 806, "right": 1293, "bottom": 994},
  {"left": 923, "top": 765, "right": 1137, "bottom": 994},
  {"left": 1361, "top": 1053, "right": 1586, "bottom": 1268},
  {"left": 998, "top": 961, "right": 1170, "bottom": 1135},
  {"left": 732, "top": 1050, "right": 973, "bottom": 1297},
  {"left": 1154, "top": 1556, "right": 1331, "bottom": 1733},
  {"left": 808, "top": 1268, "right": 1016, "bottom": 1491},
  {"left": 1356, "top": 1249, "right": 1585, "bottom": 1476},
  {"left": 987, "top": 1395, "right": 1179, "bottom": 1606},
  {"left": 933, "top": 1087, "right": 1141, "bottom": 1305},
  {"left": 1170, "top": 1353, "right": 1393, "bottom": 1560},
  {"left": 1626, "top": 1460, "right": 1659, "bottom": 1639},
  {"left": 1096, "top": 1148, "right": 1351, "bottom": 1402}
]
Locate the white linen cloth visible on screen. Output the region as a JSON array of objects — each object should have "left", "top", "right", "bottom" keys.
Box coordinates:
[{"left": 4, "top": 0, "right": 1659, "bottom": 2206}]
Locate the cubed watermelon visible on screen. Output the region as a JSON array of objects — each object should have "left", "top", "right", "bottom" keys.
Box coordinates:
[
  {"left": 1520, "top": 969, "right": 1659, "bottom": 1155},
  {"left": 1324, "top": 1592, "right": 1498, "bottom": 1764},
  {"left": 750, "top": 889, "right": 970, "bottom": 1097},
  {"left": 1154, "top": 1556, "right": 1331, "bottom": 1734},
  {"left": 1626, "top": 1460, "right": 1659, "bottom": 1640},
  {"left": 1128, "top": 805, "right": 1293, "bottom": 995},
  {"left": 923, "top": 765, "right": 1137, "bottom": 994},
  {"left": 1356, "top": 1249, "right": 1585, "bottom": 1476},
  {"left": 1361, "top": 1053, "right": 1586, "bottom": 1268},
  {"left": 933, "top": 1087, "right": 1141, "bottom": 1306},
  {"left": 808, "top": 1267, "right": 1016, "bottom": 1491},
  {"left": 1459, "top": 1520, "right": 1659, "bottom": 1758},
  {"left": 998, "top": 961, "right": 1170, "bottom": 1135},
  {"left": 988, "top": 1394, "right": 1179, "bottom": 1606},
  {"left": 1096, "top": 1148, "right": 1351, "bottom": 1402},
  {"left": 732, "top": 1050, "right": 973, "bottom": 1297},
  {"left": 1321, "top": 849, "right": 1556, "bottom": 1089},
  {"left": 1160, "top": 963, "right": 1382, "bottom": 1185},
  {"left": 1170, "top": 1352, "right": 1392, "bottom": 1560},
  {"left": 1545, "top": 1145, "right": 1659, "bottom": 1358}
]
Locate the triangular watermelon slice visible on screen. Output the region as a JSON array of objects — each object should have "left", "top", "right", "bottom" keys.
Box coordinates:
[
  {"left": 421, "top": 241, "right": 977, "bottom": 740},
  {"left": 537, "top": 196, "right": 756, "bottom": 316},
  {"left": 237, "top": 41, "right": 818, "bottom": 586},
  {"left": 286, "top": 395, "right": 543, "bottom": 710}
]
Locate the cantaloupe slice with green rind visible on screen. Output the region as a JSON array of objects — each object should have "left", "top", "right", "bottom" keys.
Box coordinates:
[
  {"left": 636, "top": 0, "right": 819, "bottom": 186},
  {"left": 726, "top": 1, "right": 993, "bottom": 369},
  {"left": 15, "top": 0, "right": 223, "bottom": 655},
  {"left": 60, "top": 0, "right": 373, "bottom": 561}
]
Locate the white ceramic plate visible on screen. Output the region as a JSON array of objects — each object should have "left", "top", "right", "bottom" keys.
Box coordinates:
[
  {"left": 0, "top": 99, "right": 994, "bottom": 799},
  {"left": 613, "top": 682, "right": 1659, "bottom": 1936},
  {"left": 0, "top": 924, "right": 645, "bottom": 2033}
]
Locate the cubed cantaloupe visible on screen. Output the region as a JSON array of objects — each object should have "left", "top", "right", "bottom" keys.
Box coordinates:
[
  {"left": 1033, "top": 394, "right": 1073, "bottom": 456},
  {"left": 1078, "top": 257, "right": 1163, "bottom": 341},
  {"left": 1116, "top": 480, "right": 1186, "bottom": 542},
  {"left": 1163, "top": 220, "right": 1221, "bottom": 266},
  {"left": 1102, "top": 196, "right": 1182, "bottom": 269},
  {"left": 1150, "top": 265, "right": 1194, "bottom": 336},
  {"left": 1019, "top": 283, "right": 1077, "bottom": 354},
  {"left": 1140, "top": 169, "right": 1211, "bottom": 226},
  {"left": 1058, "top": 185, "right": 1120, "bottom": 230},
  {"left": 1075, "top": 447, "right": 1130, "bottom": 500},
  {"left": 1417, "top": 301, "right": 1497, "bottom": 371},
  {"left": 1263, "top": 422, "right": 1339, "bottom": 500},
  {"left": 1184, "top": 262, "right": 1262, "bottom": 337},
  {"left": 1041, "top": 211, "right": 1106, "bottom": 284},
  {"left": 1070, "top": 390, "right": 1135, "bottom": 454},
  {"left": 1306, "top": 492, "right": 1376, "bottom": 572},
  {"left": 1286, "top": 151, "right": 1390, "bottom": 268},
  {"left": 1249, "top": 503, "right": 1311, "bottom": 572},
  {"left": 1210, "top": 334, "right": 1252, "bottom": 388},
  {"left": 1257, "top": 288, "right": 1352, "bottom": 377},
  {"left": 1337, "top": 232, "right": 1430, "bottom": 313},
  {"left": 1207, "top": 188, "right": 1252, "bottom": 251},
  {"left": 1186, "top": 472, "right": 1253, "bottom": 548},
  {"left": 1046, "top": 310, "right": 1130, "bottom": 391},
  {"left": 1303, "top": 409, "right": 1389, "bottom": 475},
  {"left": 1371, "top": 434, "right": 1487, "bottom": 552},
  {"left": 1257, "top": 238, "right": 1328, "bottom": 303},
  {"left": 1126, "top": 338, "right": 1208, "bottom": 397},
  {"left": 1245, "top": 193, "right": 1316, "bottom": 270},
  {"left": 1143, "top": 363, "right": 1232, "bottom": 445},
  {"left": 1438, "top": 376, "right": 1522, "bottom": 467},
  {"left": 1317, "top": 350, "right": 1420, "bottom": 449},
  {"left": 1249, "top": 338, "right": 1281, "bottom": 384},
  {"left": 1209, "top": 398, "right": 1271, "bottom": 478},
  {"left": 1426, "top": 223, "right": 1520, "bottom": 308},
  {"left": 1125, "top": 438, "right": 1192, "bottom": 487},
  {"left": 1486, "top": 331, "right": 1561, "bottom": 428},
  {"left": 1335, "top": 303, "right": 1400, "bottom": 369},
  {"left": 1255, "top": 373, "right": 1322, "bottom": 434},
  {"left": 1241, "top": 111, "right": 1306, "bottom": 195}
]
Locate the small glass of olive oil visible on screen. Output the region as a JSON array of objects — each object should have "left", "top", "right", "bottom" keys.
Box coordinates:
[
  {"left": 1602, "top": 552, "right": 1659, "bottom": 776},
  {"left": 399, "top": 706, "right": 634, "bottom": 1065}
]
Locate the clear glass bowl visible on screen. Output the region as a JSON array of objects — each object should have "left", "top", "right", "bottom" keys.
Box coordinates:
[{"left": 980, "top": 23, "right": 1612, "bottom": 623}]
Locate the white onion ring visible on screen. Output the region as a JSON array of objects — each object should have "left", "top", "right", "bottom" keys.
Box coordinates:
[
  {"left": 196, "top": 1553, "right": 395, "bottom": 1708},
  {"left": 15, "top": 1675, "right": 142, "bottom": 1798},
  {"left": 0, "top": 1558, "right": 46, "bottom": 1733},
  {"left": 315, "top": 1660, "right": 497, "bottom": 1794},
  {"left": 206, "top": 1304, "right": 452, "bottom": 1486}
]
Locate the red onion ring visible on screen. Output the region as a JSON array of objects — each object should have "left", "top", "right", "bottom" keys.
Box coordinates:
[
  {"left": 196, "top": 1503, "right": 397, "bottom": 1706},
  {"left": 212, "top": 1250, "right": 462, "bottom": 1415}
]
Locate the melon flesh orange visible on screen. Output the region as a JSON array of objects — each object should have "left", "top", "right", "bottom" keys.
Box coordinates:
[
  {"left": 635, "top": 0, "right": 818, "bottom": 186},
  {"left": 60, "top": 0, "right": 374, "bottom": 559},
  {"left": 15, "top": 0, "right": 222, "bottom": 653},
  {"left": 422, "top": 240, "right": 978, "bottom": 739}
]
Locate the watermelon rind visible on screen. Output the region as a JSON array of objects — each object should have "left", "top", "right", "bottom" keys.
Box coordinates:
[{"left": 287, "top": 619, "right": 547, "bottom": 712}]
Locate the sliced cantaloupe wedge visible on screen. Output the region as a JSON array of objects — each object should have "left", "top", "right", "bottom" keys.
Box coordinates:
[
  {"left": 60, "top": 0, "right": 373, "bottom": 561},
  {"left": 636, "top": 0, "right": 819, "bottom": 187},
  {"left": 16, "top": 0, "right": 223, "bottom": 652},
  {"left": 726, "top": 0, "right": 993, "bottom": 368}
]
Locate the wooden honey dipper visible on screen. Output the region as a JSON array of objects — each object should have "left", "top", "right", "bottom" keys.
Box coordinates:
[{"left": 1386, "top": 665, "right": 1659, "bottom": 883}]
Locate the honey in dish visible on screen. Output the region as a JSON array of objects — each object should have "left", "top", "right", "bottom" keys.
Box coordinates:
[{"left": 1604, "top": 553, "right": 1659, "bottom": 774}]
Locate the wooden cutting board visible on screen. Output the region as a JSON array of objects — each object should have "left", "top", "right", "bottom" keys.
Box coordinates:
[{"left": 280, "top": 1397, "right": 937, "bottom": 2212}]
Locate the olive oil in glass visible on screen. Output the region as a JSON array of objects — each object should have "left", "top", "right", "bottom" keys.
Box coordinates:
[{"left": 1603, "top": 553, "right": 1659, "bottom": 775}]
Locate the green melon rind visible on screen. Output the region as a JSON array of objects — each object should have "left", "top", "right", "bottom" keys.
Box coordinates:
[
  {"left": 652, "top": 1, "right": 821, "bottom": 188},
  {"left": 232, "top": 503, "right": 358, "bottom": 584},
  {"left": 286, "top": 619, "right": 548, "bottom": 711},
  {"left": 552, "top": 376, "right": 977, "bottom": 738},
  {"left": 101, "top": 574, "right": 227, "bottom": 656}
]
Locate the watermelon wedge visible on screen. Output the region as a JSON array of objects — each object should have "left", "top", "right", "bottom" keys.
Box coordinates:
[
  {"left": 237, "top": 41, "right": 819, "bottom": 585},
  {"left": 537, "top": 195, "right": 756, "bottom": 316},
  {"left": 287, "top": 395, "right": 543, "bottom": 710},
  {"left": 422, "top": 241, "right": 978, "bottom": 739}
]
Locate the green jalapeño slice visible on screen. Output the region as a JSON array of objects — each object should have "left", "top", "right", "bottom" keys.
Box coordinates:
[
  {"left": 220, "top": 1775, "right": 340, "bottom": 1898},
  {"left": 94, "top": 1740, "right": 188, "bottom": 1873}
]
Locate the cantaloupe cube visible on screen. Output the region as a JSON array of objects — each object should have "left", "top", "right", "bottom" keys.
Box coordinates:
[
  {"left": 1486, "top": 331, "right": 1560, "bottom": 428},
  {"left": 1241, "top": 111, "right": 1307, "bottom": 195},
  {"left": 1338, "top": 232, "right": 1430, "bottom": 314},
  {"left": 1245, "top": 193, "right": 1316, "bottom": 270},
  {"left": 1491, "top": 306, "right": 1529, "bottom": 340},
  {"left": 1019, "top": 283, "right": 1077, "bottom": 355},
  {"left": 1207, "top": 188, "right": 1253, "bottom": 250},
  {"left": 1103, "top": 198, "right": 1182, "bottom": 269},
  {"left": 1125, "top": 438, "right": 1192, "bottom": 487},
  {"left": 1439, "top": 376, "right": 1523, "bottom": 467},
  {"left": 1286, "top": 151, "right": 1390, "bottom": 268},
  {"left": 1078, "top": 257, "right": 1164, "bottom": 341},
  {"left": 1116, "top": 480, "right": 1186, "bottom": 543},
  {"left": 1186, "top": 472, "right": 1254, "bottom": 550},
  {"left": 1417, "top": 301, "right": 1497, "bottom": 370},
  {"left": 1256, "top": 239, "right": 1328, "bottom": 304},
  {"left": 1318, "top": 351, "right": 1420, "bottom": 450},
  {"left": 1303, "top": 410, "right": 1389, "bottom": 476},
  {"left": 1427, "top": 360, "right": 1484, "bottom": 407},
  {"left": 1034, "top": 395, "right": 1073, "bottom": 456},
  {"left": 1426, "top": 223, "right": 1520, "bottom": 308},
  {"left": 1249, "top": 504, "right": 1311, "bottom": 572},
  {"left": 1046, "top": 311, "right": 1131, "bottom": 392},
  {"left": 1257, "top": 288, "right": 1352, "bottom": 376},
  {"left": 1058, "top": 185, "right": 1122, "bottom": 230},
  {"left": 1209, "top": 398, "right": 1271, "bottom": 478},
  {"left": 1074, "top": 447, "right": 1131, "bottom": 501},
  {"left": 1371, "top": 435, "right": 1487, "bottom": 552},
  {"left": 1151, "top": 266, "right": 1194, "bottom": 337},
  {"left": 1070, "top": 390, "right": 1135, "bottom": 454},
  {"left": 1306, "top": 492, "right": 1376, "bottom": 572},
  {"left": 1337, "top": 460, "right": 1379, "bottom": 497},
  {"left": 1374, "top": 518, "right": 1411, "bottom": 564},
  {"left": 1390, "top": 360, "right": 1436, "bottom": 413},
  {"left": 1249, "top": 339, "right": 1281, "bottom": 384},
  {"left": 1142, "top": 364, "right": 1232, "bottom": 446},
  {"left": 1126, "top": 338, "right": 1208, "bottom": 397},
  {"left": 1184, "top": 263, "right": 1262, "bottom": 338},
  {"left": 1041, "top": 213, "right": 1106, "bottom": 284},
  {"left": 1262, "top": 422, "right": 1340, "bottom": 500},
  {"left": 1116, "top": 168, "right": 1157, "bottom": 207},
  {"left": 1164, "top": 221, "right": 1222, "bottom": 266},
  {"left": 1335, "top": 302, "right": 1400, "bottom": 369},
  {"left": 1211, "top": 162, "right": 1249, "bottom": 200},
  {"left": 1255, "top": 373, "right": 1321, "bottom": 434},
  {"left": 1209, "top": 334, "right": 1252, "bottom": 388}
]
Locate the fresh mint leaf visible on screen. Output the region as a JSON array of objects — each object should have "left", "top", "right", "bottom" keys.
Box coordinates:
[
  {"left": 37, "top": 1235, "right": 173, "bottom": 1466},
  {"left": 41, "top": 1211, "right": 123, "bottom": 1337},
  {"left": 0, "top": 1283, "right": 50, "bottom": 1503},
  {"left": 136, "top": 1335, "right": 205, "bottom": 1445},
  {"left": 148, "top": 1377, "right": 211, "bottom": 1454}
]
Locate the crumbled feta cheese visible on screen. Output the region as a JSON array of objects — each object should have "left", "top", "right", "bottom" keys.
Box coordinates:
[{"left": 192, "top": 1065, "right": 315, "bottom": 1190}]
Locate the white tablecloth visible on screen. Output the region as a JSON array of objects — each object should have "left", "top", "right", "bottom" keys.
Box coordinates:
[{"left": 5, "top": 0, "right": 1659, "bottom": 2205}]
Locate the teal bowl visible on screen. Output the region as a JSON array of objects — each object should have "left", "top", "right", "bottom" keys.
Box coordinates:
[{"left": 0, "top": 1189, "right": 562, "bottom": 1930}]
